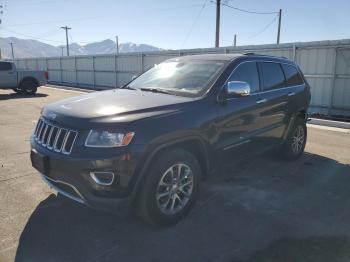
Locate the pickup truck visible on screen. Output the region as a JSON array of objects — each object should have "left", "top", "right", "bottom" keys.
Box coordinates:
[{"left": 0, "top": 61, "right": 48, "bottom": 94}]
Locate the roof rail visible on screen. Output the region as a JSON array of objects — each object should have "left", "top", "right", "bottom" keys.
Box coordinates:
[{"left": 243, "top": 53, "right": 289, "bottom": 60}]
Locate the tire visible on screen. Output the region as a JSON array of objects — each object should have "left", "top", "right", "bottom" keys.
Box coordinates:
[
  {"left": 136, "top": 148, "right": 201, "bottom": 226},
  {"left": 19, "top": 79, "right": 38, "bottom": 95},
  {"left": 281, "top": 117, "right": 307, "bottom": 160}
]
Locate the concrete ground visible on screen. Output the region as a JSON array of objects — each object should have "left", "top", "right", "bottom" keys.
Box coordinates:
[{"left": 0, "top": 86, "right": 349, "bottom": 262}]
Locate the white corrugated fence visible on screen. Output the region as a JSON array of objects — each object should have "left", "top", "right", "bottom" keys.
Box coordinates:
[{"left": 14, "top": 39, "right": 350, "bottom": 117}]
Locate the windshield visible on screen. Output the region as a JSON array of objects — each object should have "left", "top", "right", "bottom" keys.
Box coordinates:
[{"left": 127, "top": 61, "right": 224, "bottom": 95}]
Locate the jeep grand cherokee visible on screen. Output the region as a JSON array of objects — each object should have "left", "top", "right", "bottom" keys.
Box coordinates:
[{"left": 30, "top": 53, "right": 311, "bottom": 225}]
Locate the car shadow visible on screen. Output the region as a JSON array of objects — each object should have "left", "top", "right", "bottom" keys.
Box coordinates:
[
  {"left": 15, "top": 152, "right": 350, "bottom": 262},
  {"left": 0, "top": 93, "right": 47, "bottom": 100}
]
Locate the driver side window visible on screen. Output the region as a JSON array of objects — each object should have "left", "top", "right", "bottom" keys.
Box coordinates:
[{"left": 227, "top": 62, "right": 260, "bottom": 93}]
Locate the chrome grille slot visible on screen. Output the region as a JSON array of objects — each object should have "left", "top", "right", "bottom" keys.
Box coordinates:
[
  {"left": 54, "top": 129, "right": 68, "bottom": 152},
  {"left": 62, "top": 131, "right": 78, "bottom": 154},
  {"left": 42, "top": 125, "right": 52, "bottom": 146},
  {"left": 47, "top": 127, "right": 58, "bottom": 149},
  {"left": 38, "top": 123, "right": 48, "bottom": 143},
  {"left": 33, "top": 118, "right": 78, "bottom": 155}
]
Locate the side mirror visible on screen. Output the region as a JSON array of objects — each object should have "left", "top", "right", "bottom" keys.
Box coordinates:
[
  {"left": 226, "top": 81, "right": 250, "bottom": 98},
  {"left": 131, "top": 75, "right": 138, "bottom": 81}
]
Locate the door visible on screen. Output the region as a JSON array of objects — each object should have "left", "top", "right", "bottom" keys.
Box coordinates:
[
  {"left": 214, "top": 61, "right": 267, "bottom": 158},
  {"left": 0, "top": 62, "right": 17, "bottom": 88},
  {"left": 256, "top": 62, "right": 292, "bottom": 146}
]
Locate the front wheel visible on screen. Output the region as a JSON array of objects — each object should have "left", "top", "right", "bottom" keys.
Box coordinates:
[
  {"left": 136, "top": 148, "right": 201, "bottom": 226},
  {"left": 281, "top": 118, "right": 307, "bottom": 160}
]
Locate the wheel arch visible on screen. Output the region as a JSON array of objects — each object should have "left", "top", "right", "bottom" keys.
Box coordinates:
[
  {"left": 130, "top": 137, "right": 211, "bottom": 203},
  {"left": 19, "top": 77, "right": 39, "bottom": 88}
]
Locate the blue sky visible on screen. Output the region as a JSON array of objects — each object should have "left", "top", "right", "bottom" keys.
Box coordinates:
[{"left": 0, "top": 0, "right": 349, "bottom": 49}]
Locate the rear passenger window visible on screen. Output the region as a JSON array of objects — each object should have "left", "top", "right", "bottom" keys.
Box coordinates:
[
  {"left": 260, "top": 62, "right": 285, "bottom": 91},
  {"left": 282, "top": 64, "right": 304, "bottom": 86},
  {"left": 0, "top": 62, "right": 12, "bottom": 71},
  {"left": 228, "top": 62, "right": 260, "bottom": 93}
]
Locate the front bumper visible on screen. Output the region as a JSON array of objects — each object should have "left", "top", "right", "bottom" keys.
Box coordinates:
[{"left": 30, "top": 136, "right": 143, "bottom": 210}]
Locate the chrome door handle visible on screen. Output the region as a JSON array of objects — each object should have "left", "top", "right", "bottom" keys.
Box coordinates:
[
  {"left": 256, "top": 98, "right": 267, "bottom": 104},
  {"left": 288, "top": 92, "right": 295, "bottom": 97}
]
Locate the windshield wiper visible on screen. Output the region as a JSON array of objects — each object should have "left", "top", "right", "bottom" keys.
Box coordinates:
[
  {"left": 121, "top": 85, "right": 138, "bottom": 90},
  {"left": 140, "top": 88, "right": 173, "bottom": 95}
]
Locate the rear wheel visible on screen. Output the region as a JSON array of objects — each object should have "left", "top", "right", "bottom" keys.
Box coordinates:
[
  {"left": 136, "top": 148, "right": 201, "bottom": 226},
  {"left": 19, "top": 79, "right": 38, "bottom": 95},
  {"left": 281, "top": 118, "right": 307, "bottom": 160}
]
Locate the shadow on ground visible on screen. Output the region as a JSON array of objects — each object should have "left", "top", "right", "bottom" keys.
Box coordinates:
[
  {"left": 15, "top": 152, "right": 350, "bottom": 262},
  {"left": 0, "top": 93, "right": 47, "bottom": 100}
]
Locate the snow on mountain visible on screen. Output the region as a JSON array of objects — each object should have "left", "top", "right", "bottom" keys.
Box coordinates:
[{"left": 0, "top": 37, "right": 162, "bottom": 59}]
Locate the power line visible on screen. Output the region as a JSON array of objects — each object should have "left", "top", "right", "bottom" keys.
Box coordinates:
[
  {"left": 211, "top": 0, "right": 278, "bottom": 15},
  {"left": 0, "top": 26, "right": 65, "bottom": 43},
  {"left": 5, "top": 17, "right": 99, "bottom": 27},
  {"left": 247, "top": 14, "right": 279, "bottom": 39},
  {"left": 180, "top": 0, "right": 208, "bottom": 49}
]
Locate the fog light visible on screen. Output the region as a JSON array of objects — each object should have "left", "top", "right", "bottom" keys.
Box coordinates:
[{"left": 90, "top": 172, "right": 115, "bottom": 186}]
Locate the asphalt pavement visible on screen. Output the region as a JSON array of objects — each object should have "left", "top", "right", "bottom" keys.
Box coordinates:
[{"left": 0, "top": 86, "right": 350, "bottom": 262}]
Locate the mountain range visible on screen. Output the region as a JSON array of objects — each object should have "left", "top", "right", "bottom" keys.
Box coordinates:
[{"left": 0, "top": 37, "right": 162, "bottom": 59}]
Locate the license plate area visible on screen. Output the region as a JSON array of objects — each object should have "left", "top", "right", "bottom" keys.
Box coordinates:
[{"left": 30, "top": 149, "right": 50, "bottom": 175}]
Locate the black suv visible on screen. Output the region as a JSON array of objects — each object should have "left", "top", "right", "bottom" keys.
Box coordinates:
[{"left": 30, "top": 54, "right": 311, "bottom": 225}]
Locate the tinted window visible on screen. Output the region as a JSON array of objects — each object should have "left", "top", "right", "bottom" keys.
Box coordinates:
[
  {"left": 260, "top": 62, "right": 285, "bottom": 91},
  {"left": 228, "top": 62, "right": 260, "bottom": 93},
  {"left": 0, "top": 62, "right": 12, "bottom": 71},
  {"left": 282, "top": 64, "right": 304, "bottom": 86}
]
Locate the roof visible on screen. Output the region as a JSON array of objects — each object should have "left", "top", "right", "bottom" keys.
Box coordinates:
[
  {"left": 167, "top": 54, "right": 243, "bottom": 62},
  {"left": 166, "top": 53, "right": 291, "bottom": 63}
]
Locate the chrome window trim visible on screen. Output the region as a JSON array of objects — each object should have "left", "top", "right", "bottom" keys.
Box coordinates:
[{"left": 217, "top": 59, "right": 305, "bottom": 102}]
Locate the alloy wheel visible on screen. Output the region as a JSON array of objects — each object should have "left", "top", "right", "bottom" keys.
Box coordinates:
[{"left": 156, "top": 163, "right": 194, "bottom": 215}]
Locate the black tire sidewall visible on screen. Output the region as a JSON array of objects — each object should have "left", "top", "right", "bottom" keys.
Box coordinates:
[
  {"left": 20, "top": 80, "right": 38, "bottom": 94},
  {"left": 283, "top": 118, "right": 307, "bottom": 160},
  {"left": 140, "top": 148, "right": 201, "bottom": 225}
]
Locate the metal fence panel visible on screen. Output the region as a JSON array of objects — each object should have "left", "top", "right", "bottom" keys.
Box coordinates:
[
  {"left": 77, "top": 71, "right": 93, "bottom": 86},
  {"left": 47, "top": 58, "right": 60, "bottom": 70},
  {"left": 95, "top": 72, "right": 116, "bottom": 88},
  {"left": 76, "top": 57, "right": 93, "bottom": 70},
  {"left": 117, "top": 55, "right": 142, "bottom": 73},
  {"left": 61, "top": 57, "right": 75, "bottom": 70},
  {"left": 94, "top": 56, "right": 115, "bottom": 71}
]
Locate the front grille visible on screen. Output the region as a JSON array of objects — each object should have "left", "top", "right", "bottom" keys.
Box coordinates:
[{"left": 33, "top": 118, "right": 78, "bottom": 155}]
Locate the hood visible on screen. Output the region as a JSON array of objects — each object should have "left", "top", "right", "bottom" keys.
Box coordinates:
[{"left": 42, "top": 89, "right": 195, "bottom": 126}]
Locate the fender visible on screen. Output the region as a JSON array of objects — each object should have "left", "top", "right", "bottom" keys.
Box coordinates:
[{"left": 129, "top": 134, "right": 211, "bottom": 202}]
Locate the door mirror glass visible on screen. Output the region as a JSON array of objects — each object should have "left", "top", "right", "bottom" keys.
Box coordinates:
[{"left": 226, "top": 81, "right": 250, "bottom": 97}]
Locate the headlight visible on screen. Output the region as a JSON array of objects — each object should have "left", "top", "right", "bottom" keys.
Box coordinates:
[{"left": 85, "top": 130, "right": 135, "bottom": 147}]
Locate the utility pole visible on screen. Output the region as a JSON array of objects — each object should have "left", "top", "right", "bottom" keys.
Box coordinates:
[
  {"left": 233, "top": 34, "right": 237, "bottom": 47},
  {"left": 61, "top": 26, "right": 71, "bottom": 56},
  {"left": 115, "top": 35, "right": 119, "bottom": 54},
  {"left": 277, "top": 9, "right": 282, "bottom": 44},
  {"left": 215, "top": 0, "right": 221, "bottom": 48},
  {"left": 9, "top": 42, "right": 14, "bottom": 60},
  {"left": 61, "top": 46, "right": 64, "bottom": 56}
]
